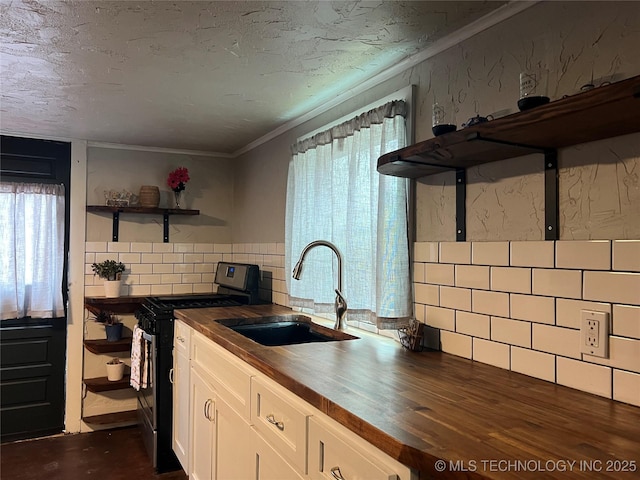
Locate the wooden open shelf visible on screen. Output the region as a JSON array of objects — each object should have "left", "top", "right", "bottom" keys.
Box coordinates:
[
  {"left": 377, "top": 74, "right": 640, "bottom": 178},
  {"left": 82, "top": 410, "right": 137, "bottom": 426},
  {"left": 84, "top": 375, "right": 131, "bottom": 393},
  {"left": 87, "top": 205, "right": 199, "bottom": 242},
  {"left": 84, "top": 296, "right": 147, "bottom": 315},
  {"left": 83, "top": 338, "right": 132, "bottom": 355}
]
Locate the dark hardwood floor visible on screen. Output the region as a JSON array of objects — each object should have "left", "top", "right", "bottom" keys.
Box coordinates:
[{"left": 0, "top": 426, "right": 188, "bottom": 480}]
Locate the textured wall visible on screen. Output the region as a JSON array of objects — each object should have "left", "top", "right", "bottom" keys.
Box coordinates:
[
  {"left": 86, "top": 147, "right": 235, "bottom": 243},
  {"left": 413, "top": 1, "right": 640, "bottom": 241}
]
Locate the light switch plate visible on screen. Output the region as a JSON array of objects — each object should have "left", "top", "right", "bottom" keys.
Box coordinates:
[{"left": 580, "top": 310, "right": 609, "bottom": 358}]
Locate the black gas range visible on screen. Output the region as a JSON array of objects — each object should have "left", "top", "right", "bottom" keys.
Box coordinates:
[{"left": 134, "top": 262, "right": 261, "bottom": 473}]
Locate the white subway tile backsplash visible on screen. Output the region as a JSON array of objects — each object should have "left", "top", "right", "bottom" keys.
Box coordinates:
[
  {"left": 162, "top": 253, "right": 184, "bottom": 264},
  {"left": 613, "top": 240, "right": 640, "bottom": 272},
  {"left": 556, "top": 240, "right": 611, "bottom": 270},
  {"left": 473, "top": 338, "right": 510, "bottom": 369},
  {"left": 203, "top": 253, "right": 224, "bottom": 263},
  {"left": 85, "top": 241, "right": 107, "bottom": 253},
  {"left": 153, "top": 264, "right": 174, "bottom": 274},
  {"left": 425, "top": 264, "right": 455, "bottom": 286},
  {"left": 414, "top": 303, "right": 426, "bottom": 323},
  {"left": 194, "top": 263, "right": 214, "bottom": 274},
  {"left": 556, "top": 299, "right": 611, "bottom": 329},
  {"left": 202, "top": 273, "right": 215, "bottom": 283},
  {"left": 533, "top": 269, "right": 582, "bottom": 299},
  {"left": 129, "top": 285, "right": 151, "bottom": 296},
  {"left": 85, "top": 253, "right": 96, "bottom": 263},
  {"left": 173, "top": 284, "right": 193, "bottom": 295},
  {"left": 414, "top": 242, "right": 439, "bottom": 262},
  {"left": 491, "top": 317, "right": 531, "bottom": 348},
  {"left": 511, "top": 347, "right": 555, "bottom": 382},
  {"left": 440, "top": 286, "right": 471, "bottom": 311},
  {"left": 613, "top": 305, "right": 640, "bottom": 339},
  {"left": 107, "top": 242, "right": 130, "bottom": 253},
  {"left": 440, "top": 331, "right": 472, "bottom": 359},
  {"left": 193, "top": 283, "right": 215, "bottom": 294},
  {"left": 413, "top": 263, "right": 425, "bottom": 283},
  {"left": 583, "top": 271, "right": 640, "bottom": 305},
  {"left": 174, "top": 264, "right": 194, "bottom": 274},
  {"left": 139, "top": 274, "right": 162, "bottom": 284},
  {"left": 152, "top": 243, "right": 174, "bottom": 253},
  {"left": 84, "top": 285, "right": 103, "bottom": 296},
  {"left": 161, "top": 274, "right": 181, "bottom": 284},
  {"left": 119, "top": 253, "right": 141, "bottom": 264},
  {"left": 94, "top": 252, "right": 116, "bottom": 263},
  {"left": 455, "top": 311, "right": 490, "bottom": 339},
  {"left": 455, "top": 265, "right": 490, "bottom": 290},
  {"left": 194, "top": 243, "right": 214, "bottom": 253},
  {"left": 142, "top": 253, "right": 163, "bottom": 264},
  {"left": 472, "top": 290, "right": 509, "bottom": 317},
  {"left": 414, "top": 284, "right": 439, "bottom": 306},
  {"left": 472, "top": 241, "right": 509, "bottom": 266},
  {"left": 440, "top": 242, "right": 471, "bottom": 264},
  {"left": 557, "top": 357, "right": 611, "bottom": 398},
  {"left": 583, "top": 336, "right": 640, "bottom": 374},
  {"left": 129, "top": 264, "right": 153, "bottom": 275},
  {"left": 613, "top": 370, "right": 640, "bottom": 407},
  {"left": 491, "top": 267, "right": 531, "bottom": 294},
  {"left": 184, "top": 253, "right": 204, "bottom": 264},
  {"left": 150, "top": 284, "right": 172, "bottom": 295},
  {"left": 130, "top": 242, "right": 152, "bottom": 253},
  {"left": 510, "top": 241, "right": 554, "bottom": 267},
  {"left": 510, "top": 294, "right": 555, "bottom": 324},
  {"left": 182, "top": 274, "right": 202, "bottom": 284},
  {"left": 174, "top": 243, "right": 194, "bottom": 253},
  {"left": 533, "top": 324, "right": 581, "bottom": 359},
  {"left": 425, "top": 306, "right": 455, "bottom": 331},
  {"left": 214, "top": 243, "right": 233, "bottom": 253}
]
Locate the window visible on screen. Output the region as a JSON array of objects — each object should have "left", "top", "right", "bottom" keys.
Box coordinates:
[
  {"left": 0, "top": 183, "right": 66, "bottom": 320},
  {"left": 285, "top": 100, "right": 411, "bottom": 329}
]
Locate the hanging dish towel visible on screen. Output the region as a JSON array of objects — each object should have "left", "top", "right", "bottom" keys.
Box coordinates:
[{"left": 130, "top": 325, "right": 143, "bottom": 391}]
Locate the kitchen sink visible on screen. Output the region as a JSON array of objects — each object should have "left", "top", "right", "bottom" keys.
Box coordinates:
[{"left": 218, "top": 314, "right": 357, "bottom": 346}]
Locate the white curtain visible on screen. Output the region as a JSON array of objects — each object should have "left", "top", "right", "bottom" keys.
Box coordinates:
[
  {"left": 0, "top": 182, "right": 66, "bottom": 320},
  {"left": 285, "top": 101, "right": 411, "bottom": 328}
]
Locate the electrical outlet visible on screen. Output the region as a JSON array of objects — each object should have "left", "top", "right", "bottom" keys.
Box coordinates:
[{"left": 580, "top": 310, "right": 609, "bottom": 358}]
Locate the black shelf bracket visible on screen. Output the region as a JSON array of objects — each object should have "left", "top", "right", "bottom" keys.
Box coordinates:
[
  {"left": 544, "top": 150, "right": 559, "bottom": 240},
  {"left": 456, "top": 169, "right": 466, "bottom": 242},
  {"left": 163, "top": 213, "right": 170, "bottom": 242},
  {"left": 112, "top": 211, "right": 120, "bottom": 242}
]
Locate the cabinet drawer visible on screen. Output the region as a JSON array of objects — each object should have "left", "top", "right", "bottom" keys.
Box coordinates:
[
  {"left": 191, "top": 331, "right": 255, "bottom": 421},
  {"left": 308, "top": 416, "right": 413, "bottom": 480},
  {"left": 174, "top": 320, "right": 191, "bottom": 356},
  {"left": 251, "top": 375, "right": 312, "bottom": 475}
]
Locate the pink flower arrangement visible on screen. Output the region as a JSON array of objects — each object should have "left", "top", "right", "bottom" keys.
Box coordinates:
[{"left": 167, "top": 167, "right": 190, "bottom": 192}]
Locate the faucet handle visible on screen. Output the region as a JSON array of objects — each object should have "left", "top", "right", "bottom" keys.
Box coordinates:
[{"left": 334, "top": 289, "right": 348, "bottom": 330}]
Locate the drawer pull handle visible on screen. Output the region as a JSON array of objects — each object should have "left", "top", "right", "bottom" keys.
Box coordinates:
[
  {"left": 266, "top": 414, "right": 285, "bottom": 431},
  {"left": 169, "top": 368, "right": 174, "bottom": 384},
  {"left": 204, "top": 399, "right": 214, "bottom": 422},
  {"left": 330, "top": 466, "right": 345, "bottom": 480}
]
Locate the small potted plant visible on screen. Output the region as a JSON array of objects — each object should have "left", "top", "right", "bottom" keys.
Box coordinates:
[
  {"left": 93, "top": 310, "right": 124, "bottom": 342},
  {"left": 106, "top": 357, "right": 125, "bottom": 382},
  {"left": 91, "top": 259, "right": 126, "bottom": 297}
]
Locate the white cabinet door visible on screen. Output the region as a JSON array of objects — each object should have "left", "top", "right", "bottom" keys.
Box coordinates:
[
  {"left": 190, "top": 366, "right": 216, "bottom": 480},
  {"left": 173, "top": 333, "right": 190, "bottom": 473},
  {"left": 254, "top": 429, "right": 305, "bottom": 480},
  {"left": 216, "top": 395, "right": 253, "bottom": 480}
]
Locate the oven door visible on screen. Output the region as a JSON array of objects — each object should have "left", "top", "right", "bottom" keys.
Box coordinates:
[{"left": 137, "top": 330, "right": 157, "bottom": 467}]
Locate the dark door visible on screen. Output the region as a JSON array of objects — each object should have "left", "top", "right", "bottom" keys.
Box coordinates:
[{"left": 0, "top": 135, "right": 71, "bottom": 442}]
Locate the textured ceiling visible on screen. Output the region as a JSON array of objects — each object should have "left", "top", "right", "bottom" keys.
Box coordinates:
[{"left": 1, "top": 1, "right": 506, "bottom": 154}]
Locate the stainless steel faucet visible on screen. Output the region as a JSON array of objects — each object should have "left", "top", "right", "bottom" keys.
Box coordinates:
[{"left": 292, "top": 240, "right": 348, "bottom": 330}]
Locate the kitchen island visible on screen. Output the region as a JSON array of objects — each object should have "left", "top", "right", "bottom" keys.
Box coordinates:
[{"left": 175, "top": 304, "right": 640, "bottom": 479}]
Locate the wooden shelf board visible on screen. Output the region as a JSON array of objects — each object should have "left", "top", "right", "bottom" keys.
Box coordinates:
[
  {"left": 85, "top": 296, "right": 147, "bottom": 315},
  {"left": 84, "top": 375, "right": 131, "bottom": 393},
  {"left": 87, "top": 205, "right": 199, "bottom": 215},
  {"left": 82, "top": 410, "right": 137, "bottom": 426},
  {"left": 84, "top": 338, "right": 132, "bottom": 355},
  {"left": 378, "top": 74, "right": 640, "bottom": 178}
]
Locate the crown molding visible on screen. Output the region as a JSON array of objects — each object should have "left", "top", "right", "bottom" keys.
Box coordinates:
[{"left": 233, "top": 1, "right": 538, "bottom": 158}]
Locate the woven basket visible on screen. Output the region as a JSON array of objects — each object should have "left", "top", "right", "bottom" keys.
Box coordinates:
[{"left": 138, "top": 185, "right": 160, "bottom": 207}]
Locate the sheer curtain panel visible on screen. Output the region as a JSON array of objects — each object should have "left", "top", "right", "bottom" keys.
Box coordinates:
[
  {"left": 285, "top": 100, "right": 411, "bottom": 329},
  {"left": 0, "top": 183, "right": 66, "bottom": 320}
]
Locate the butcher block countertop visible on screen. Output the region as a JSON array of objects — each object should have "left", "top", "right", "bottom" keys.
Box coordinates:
[{"left": 175, "top": 304, "right": 640, "bottom": 480}]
